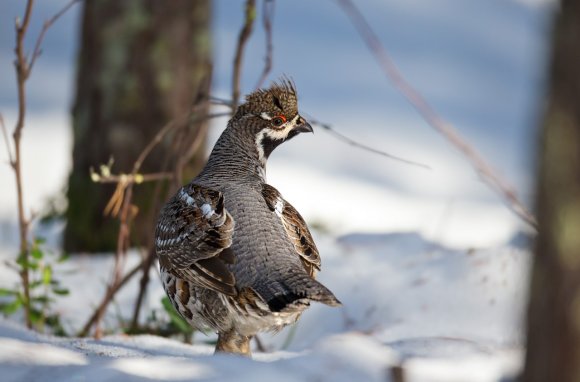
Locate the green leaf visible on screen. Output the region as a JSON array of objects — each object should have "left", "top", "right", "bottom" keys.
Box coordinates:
[
  {"left": 57, "top": 253, "right": 70, "bottom": 263},
  {"left": 32, "top": 296, "right": 51, "bottom": 304},
  {"left": 161, "top": 297, "right": 176, "bottom": 315},
  {"left": 161, "top": 297, "right": 192, "bottom": 334},
  {"left": 0, "top": 288, "right": 18, "bottom": 296},
  {"left": 0, "top": 298, "right": 22, "bottom": 315},
  {"left": 30, "top": 247, "right": 43, "bottom": 260},
  {"left": 45, "top": 314, "right": 67, "bottom": 336},
  {"left": 30, "top": 280, "right": 43, "bottom": 289},
  {"left": 42, "top": 266, "right": 52, "bottom": 285},
  {"left": 16, "top": 255, "right": 26, "bottom": 267},
  {"left": 18, "top": 256, "right": 39, "bottom": 270},
  {"left": 52, "top": 288, "right": 69, "bottom": 296},
  {"left": 34, "top": 237, "right": 46, "bottom": 245},
  {"left": 29, "top": 308, "right": 43, "bottom": 324}
]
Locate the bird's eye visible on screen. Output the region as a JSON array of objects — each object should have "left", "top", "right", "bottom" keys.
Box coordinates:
[{"left": 271, "top": 115, "right": 287, "bottom": 128}]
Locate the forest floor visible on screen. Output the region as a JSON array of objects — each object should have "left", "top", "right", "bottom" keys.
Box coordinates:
[{"left": 0, "top": 229, "right": 530, "bottom": 382}]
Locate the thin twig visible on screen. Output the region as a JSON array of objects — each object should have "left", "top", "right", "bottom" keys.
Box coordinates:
[
  {"left": 8, "top": 0, "right": 80, "bottom": 330},
  {"left": 88, "top": 112, "right": 184, "bottom": 335},
  {"left": 92, "top": 172, "right": 173, "bottom": 184},
  {"left": 232, "top": 0, "right": 257, "bottom": 112},
  {"left": 307, "top": 115, "right": 431, "bottom": 170},
  {"left": 209, "top": 97, "right": 234, "bottom": 107},
  {"left": 132, "top": 112, "right": 228, "bottom": 176},
  {"left": 254, "top": 0, "right": 275, "bottom": 89},
  {"left": 335, "top": 0, "right": 537, "bottom": 229},
  {"left": 0, "top": 114, "right": 14, "bottom": 163},
  {"left": 209, "top": 96, "right": 429, "bottom": 169},
  {"left": 78, "top": 260, "right": 142, "bottom": 337},
  {"left": 89, "top": 117, "right": 181, "bottom": 336},
  {"left": 130, "top": 247, "right": 156, "bottom": 329},
  {"left": 182, "top": 121, "right": 209, "bottom": 168},
  {"left": 12, "top": 0, "right": 36, "bottom": 329},
  {"left": 84, "top": 109, "right": 227, "bottom": 336},
  {"left": 94, "top": 183, "right": 135, "bottom": 338},
  {"left": 130, "top": 104, "right": 218, "bottom": 328},
  {"left": 27, "top": 0, "right": 80, "bottom": 76}
]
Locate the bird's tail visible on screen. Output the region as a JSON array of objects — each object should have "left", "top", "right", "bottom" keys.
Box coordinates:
[{"left": 262, "top": 272, "right": 341, "bottom": 312}]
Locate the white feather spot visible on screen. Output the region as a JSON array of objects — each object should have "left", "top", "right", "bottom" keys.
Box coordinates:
[
  {"left": 260, "top": 112, "right": 272, "bottom": 120},
  {"left": 274, "top": 198, "right": 284, "bottom": 217},
  {"left": 179, "top": 188, "right": 195, "bottom": 206},
  {"left": 200, "top": 203, "right": 214, "bottom": 219}
]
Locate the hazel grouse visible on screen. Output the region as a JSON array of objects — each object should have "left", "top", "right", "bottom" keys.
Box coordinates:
[{"left": 155, "top": 80, "right": 340, "bottom": 356}]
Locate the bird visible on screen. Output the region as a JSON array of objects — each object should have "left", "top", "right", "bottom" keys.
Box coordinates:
[{"left": 155, "top": 79, "right": 340, "bottom": 356}]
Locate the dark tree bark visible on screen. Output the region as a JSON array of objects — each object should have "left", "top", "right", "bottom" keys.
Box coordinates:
[
  {"left": 523, "top": 1, "right": 580, "bottom": 381},
  {"left": 65, "top": 0, "right": 211, "bottom": 252}
]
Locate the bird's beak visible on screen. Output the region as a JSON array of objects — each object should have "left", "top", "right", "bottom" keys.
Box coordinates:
[{"left": 293, "top": 116, "right": 313, "bottom": 133}]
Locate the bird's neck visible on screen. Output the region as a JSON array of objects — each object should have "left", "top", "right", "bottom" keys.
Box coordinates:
[{"left": 198, "top": 125, "right": 267, "bottom": 183}]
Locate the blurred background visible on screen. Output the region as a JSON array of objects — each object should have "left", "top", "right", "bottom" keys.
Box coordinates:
[
  {"left": 0, "top": 0, "right": 554, "bottom": 253},
  {"left": 2, "top": 1, "right": 572, "bottom": 379}
]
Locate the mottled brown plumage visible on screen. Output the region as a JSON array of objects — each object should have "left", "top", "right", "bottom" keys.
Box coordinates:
[{"left": 156, "top": 80, "right": 340, "bottom": 356}]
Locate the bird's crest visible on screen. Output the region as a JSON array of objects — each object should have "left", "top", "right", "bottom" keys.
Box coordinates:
[{"left": 235, "top": 77, "right": 299, "bottom": 119}]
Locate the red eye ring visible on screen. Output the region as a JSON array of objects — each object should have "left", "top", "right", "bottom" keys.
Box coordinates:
[{"left": 271, "top": 115, "right": 287, "bottom": 127}]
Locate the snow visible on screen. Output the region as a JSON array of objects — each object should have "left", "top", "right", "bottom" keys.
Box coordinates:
[
  {"left": 0, "top": 320, "right": 522, "bottom": 382},
  {"left": 0, "top": 229, "right": 530, "bottom": 381}
]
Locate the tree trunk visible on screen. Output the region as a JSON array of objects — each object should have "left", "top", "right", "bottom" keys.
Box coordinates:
[
  {"left": 65, "top": 0, "right": 211, "bottom": 252},
  {"left": 523, "top": 1, "right": 580, "bottom": 381}
]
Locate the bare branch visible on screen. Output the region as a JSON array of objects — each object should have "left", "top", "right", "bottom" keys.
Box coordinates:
[
  {"left": 12, "top": 0, "right": 36, "bottom": 329},
  {"left": 307, "top": 115, "right": 431, "bottom": 170},
  {"left": 232, "top": 0, "right": 257, "bottom": 112},
  {"left": 91, "top": 171, "right": 173, "bottom": 185},
  {"left": 335, "top": 0, "right": 537, "bottom": 229},
  {"left": 132, "top": 111, "right": 228, "bottom": 176},
  {"left": 78, "top": 260, "right": 143, "bottom": 338},
  {"left": 8, "top": 0, "right": 81, "bottom": 329},
  {"left": 210, "top": 97, "right": 234, "bottom": 108},
  {"left": 254, "top": 0, "right": 275, "bottom": 89},
  {"left": 27, "top": 0, "right": 80, "bottom": 76},
  {"left": 14, "top": 0, "right": 34, "bottom": 142},
  {"left": 129, "top": 247, "right": 156, "bottom": 330},
  {"left": 84, "top": 108, "right": 229, "bottom": 336},
  {"left": 209, "top": 96, "right": 428, "bottom": 169}
]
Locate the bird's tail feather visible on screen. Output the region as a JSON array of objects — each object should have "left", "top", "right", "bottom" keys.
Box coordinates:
[{"left": 263, "top": 273, "right": 341, "bottom": 312}]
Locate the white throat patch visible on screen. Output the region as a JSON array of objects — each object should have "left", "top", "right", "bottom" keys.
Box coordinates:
[{"left": 255, "top": 114, "right": 300, "bottom": 167}]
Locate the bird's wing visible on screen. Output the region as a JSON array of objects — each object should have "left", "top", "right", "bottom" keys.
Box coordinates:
[
  {"left": 261, "top": 184, "right": 321, "bottom": 276},
  {"left": 156, "top": 183, "right": 236, "bottom": 295}
]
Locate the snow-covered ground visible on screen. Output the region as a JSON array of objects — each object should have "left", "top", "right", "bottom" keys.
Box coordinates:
[{"left": 0, "top": 230, "right": 530, "bottom": 382}]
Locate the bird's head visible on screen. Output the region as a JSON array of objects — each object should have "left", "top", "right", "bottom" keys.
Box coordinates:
[{"left": 232, "top": 79, "right": 313, "bottom": 165}]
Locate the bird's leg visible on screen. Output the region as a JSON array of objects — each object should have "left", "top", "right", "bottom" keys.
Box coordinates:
[{"left": 215, "top": 330, "right": 252, "bottom": 357}]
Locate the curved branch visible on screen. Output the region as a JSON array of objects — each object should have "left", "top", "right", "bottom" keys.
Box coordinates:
[
  {"left": 336, "top": 0, "right": 537, "bottom": 229},
  {"left": 27, "top": 0, "right": 80, "bottom": 76},
  {"left": 254, "top": 0, "right": 275, "bottom": 89},
  {"left": 306, "top": 115, "right": 431, "bottom": 170},
  {"left": 232, "top": 0, "right": 257, "bottom": 111}
]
